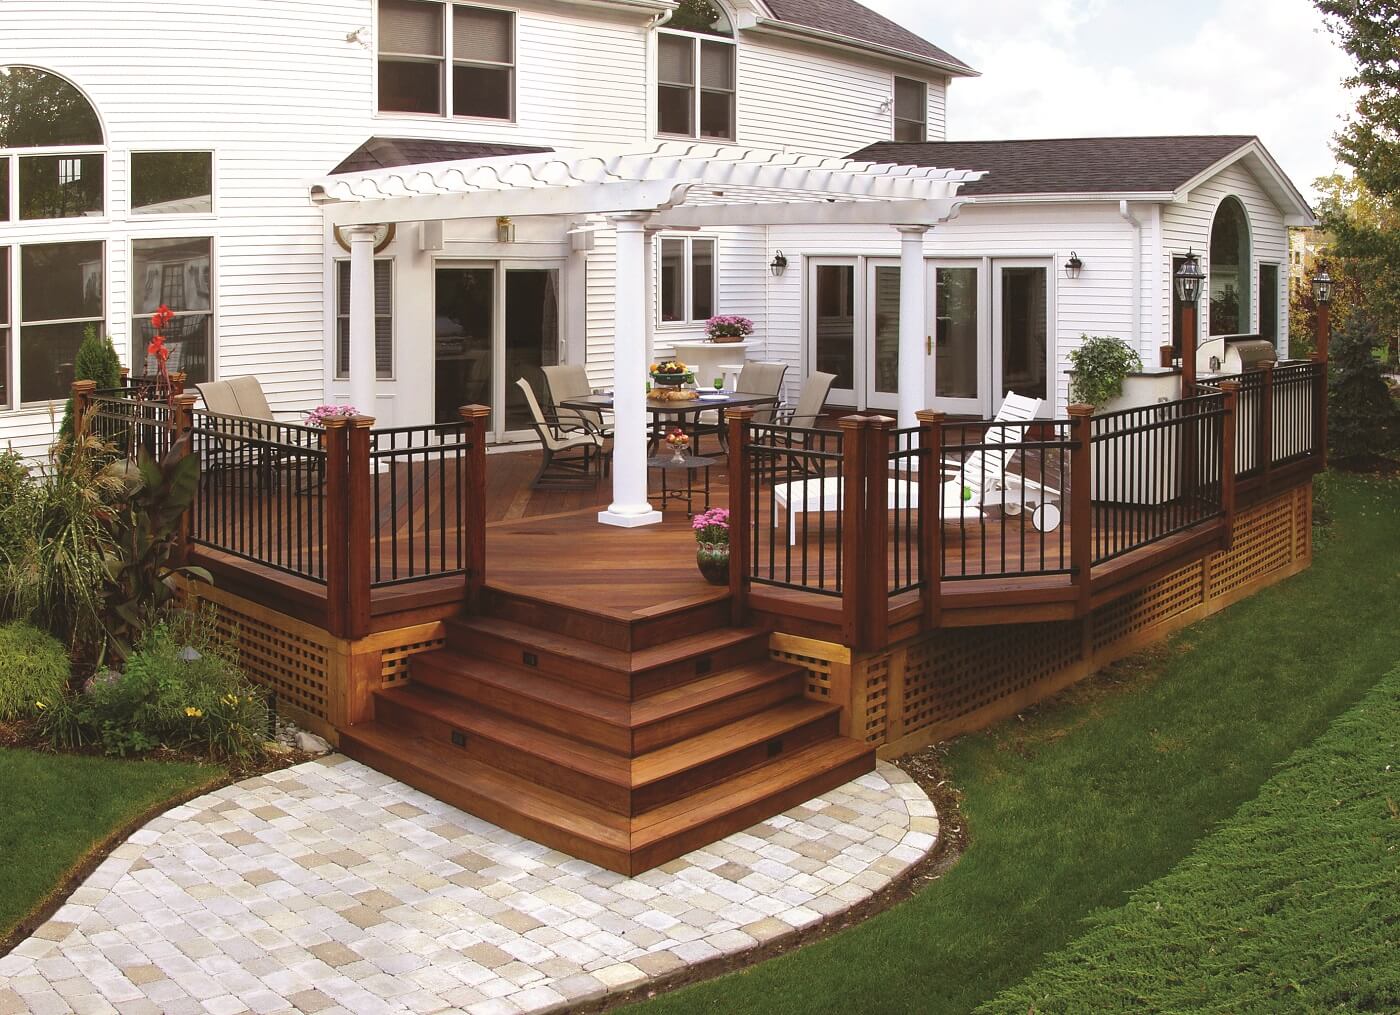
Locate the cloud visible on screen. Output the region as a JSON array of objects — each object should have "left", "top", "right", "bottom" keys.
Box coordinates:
[{"left": 865, "top": 0, "right": 1354, "bottom": 199}]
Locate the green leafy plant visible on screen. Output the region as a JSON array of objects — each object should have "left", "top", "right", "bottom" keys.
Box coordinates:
[
  {"left": 1327, "top": 315, "right": 1399, "bottom": 460},
  {"left": 1068, "top": 334, "right": 1143, "bottom": 409},
  {"left": 668, "top": 0, "right": 725, "bottom": 33},
  {"left": 58, "top": 325, "right": 123, "bottom": 441},
  {"left": 101, "top": 440, "right": 212, "bottom": 661},
  {"left": 0, "top": 621, "right": 70, "bottom": 721}
]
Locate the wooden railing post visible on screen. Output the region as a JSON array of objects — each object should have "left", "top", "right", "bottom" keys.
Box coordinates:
[
  {"left": 864, "top": 415, "right": 893, "bottom": 652},
  {"left": 344, "top": 416, "right": 374, "bottom": 641},
  {"left": 838, "top": 415, "right": 870, "bottom": 649},
  {"left": 1068, "top": 403, "right": 1094, "bottom": 616},
  {"left": 322, "top": 417, "right": 351, "bottom": 639},
  {"left": 1219, "top": 380, "right": 1239, "bottom": 549},
  {"left": 459, "top": 404, "right": 491, "bottom": 614},
  {"left": 726, "top": 406, "right": 756, "bottom": 627},
  {"left": 70, "top": 379, "right": 97, "bottom": 437},
  {"left": 170, "top": 393, "right": 198, "bottom": 565},
  {"left": 916, "top": 410, "right": 944, "bottom": 631},
  {"left": 1312, "top": 358, "right": 1329, "bottom": 471},
  {"left": 1258, "top": 361, "right": 1275, "bottom": 487}
]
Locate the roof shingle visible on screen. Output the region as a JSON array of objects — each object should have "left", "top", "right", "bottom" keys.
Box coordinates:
[
  {"left": 850, "top": 136, "right": 1259, "bottom": 196},
  {"left": 764, "top": 0, "right": 974, "bottom": 74},
  {"left": 331, "top": 137, "right": 553, "bottom": 175}
]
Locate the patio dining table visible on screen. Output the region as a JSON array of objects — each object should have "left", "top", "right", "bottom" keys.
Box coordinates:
[{"left": 557, "top": 389, "right": 780, "bottom": 450}]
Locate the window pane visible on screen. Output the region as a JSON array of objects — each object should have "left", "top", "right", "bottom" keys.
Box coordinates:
[
  {"left": 0, "top": 325, "right": 7, "bottom": 407},
  {"left": 1209, "top": 196, "right": 1250, "bottom": 336},
  {"left": 22, "top": 241, "right": 104, "bottom": 323},
  {"left": 0, "top": 160, "right": 8, "bottom": 221},
  {"left": 1000, "top": 266, "right": 1048, "bottom": 400},
  {"left": 133, "top": 237, "right": 211, "bottom": 315},
  {"left": 0, "top": 247, "right": 7, "bottom": 327},
  {"left": 379, "top": 0, "right": 443, "bottom": 55},
  {"left": 660, "top": 239, "right": 686, "bottom": 322},
  {"left": 691, "top": 240, "right": 714, "bottom": 321},
  {"left": 658, "top": 35, "right": 694, "bottom": 85},
  {"left": 894, "top": 77, "right": 925, "bottom": 123},
  {"left": 131, "top": 151, "right": 212, "bottom": 214},
  {"left": 0, "top": 247, "right": 8, "bottom": 407},
  {"left": 378, "top": 58, "right": 442, "bottom": 114},
  {"left": 453, "top": 65, "right": 512, "bottom": 119},
  {"left": 134, "top": 314, "right": 210, "bottom": 384},
  {"left": 1259, "top": 264, "right": 1279, "bottom": 343},
  {"left": 894, "top": 119, "right": 925, "bottom": 143},
  {"left": 658, "top": 85, "right": 693, "bottom": 136},
  {"left": 815, "top": 265, "right": 855, "bottom": 390},
  {"left": 453, "top": 5, "right": 512, "bottom": 63},
  {"left": 699, "top": 90, "right": 733, "bottom": 140},
  {"left": 667, "top": 1, "right": 732, "bottom": 35},
  {"left": 873, "top": 266, "right": 900, "bottom": 394},
  {"left": 504, "top": 269, "right": 559, "bottom": 432},
  {"left": 20, "top": 321, "right": 89, "bottom": 403},
  {"left": 935, "top": 267, "right": 979, "bottom": 399},
  {"left": 19, "top": 153, "right": 104, "bottom": 219},
  {"left": 336, "top": 260, "right": 393, "bottom": 379},
  {"left": 700, "top": 41, "right": 733, "bottom": 90},
  {"left": 0, "top": 67, "right": 102, "bottom": 148}
]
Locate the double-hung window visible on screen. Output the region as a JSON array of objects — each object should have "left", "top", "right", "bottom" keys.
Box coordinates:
[
  {"left": 132, "top": 237, "right": 214, "bottom": 384},
  {"left": 893, "top": 77, "right": 927, "bottom": 142},
  {"left": 657, "top": 5, "right": 736, "bottom": 142},
  {"left": 659, "top": 236, "right": 716, "bottom": 325},
  {"left": 20, "top": 241, "right": 105, "bottom": 404},
  {"left": 336, "top": 260, "right": 394, "bottom": 379},
  {"left": 378, "top": 0, "right": 515, "bottom": 120},
  {"left": 0, "top": 247, "right": 9, "bottom": 409}
]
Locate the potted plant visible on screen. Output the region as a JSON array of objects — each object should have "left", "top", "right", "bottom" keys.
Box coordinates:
[
  {"left": 692, "top": 507, "right": 730, "bottom": 585},
  {"left": 651, "top": 360, "right": 694, "bottom": 387},
  {"left": 1068, "top": 334, "right": 1143, "bottom": 410},
  {"left": 305, "top": 404, "right": 361, "bottom": 427},
  {"left": 705, "top": 315, "right": 754, "bottom": 345}
]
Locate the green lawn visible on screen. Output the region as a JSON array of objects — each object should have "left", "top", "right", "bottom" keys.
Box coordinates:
[
  {"left": 631, "top": 473, "right": 1400, "bottom": 1015},
  {"left": 0, "top": 749, "right": 218, "bottom": 939},
  {"left": 984, "top": 663, "right": 1400, "bottom": 1013}
]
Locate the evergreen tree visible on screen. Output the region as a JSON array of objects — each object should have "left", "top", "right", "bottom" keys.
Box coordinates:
[
  {"left": 1328, "top": 316, "right": 1398, "bottom": 460},
  {"left": 58, "top": 325, "right": 123, "bottom": 439}
]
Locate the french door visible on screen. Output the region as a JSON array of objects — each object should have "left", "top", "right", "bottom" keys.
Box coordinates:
[
  {"left": 927, "top": 260, "right": 984, "bottom": 416},
  {"left": 865, "top": 261, "right": 902, "bottom": 412},
  {"left": 434, "top": 263, "right": 561, "bottom": 440},
  {"left": 809, "top": 259, "right": 861, "bottom": 407},
  {"left": 991, "top": 260, "right": 1052, "bottom": 410}
]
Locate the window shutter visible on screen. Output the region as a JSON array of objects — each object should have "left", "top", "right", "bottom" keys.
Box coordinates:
[
  {"left": 380, "top": 0, "right": 444, "bottom": 56},
  {"left": 454, "top": 6, "right": 513, "bottom": 64}
]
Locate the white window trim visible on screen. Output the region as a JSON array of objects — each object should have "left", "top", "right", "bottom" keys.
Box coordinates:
[
  {"left": 333, "top": 255, "right": 396, "bottom": 381},
  {"left": 1, "top": 143, "right": 110, "bottom": 225},
  {"left": 654, "top": 27, "right": 737, "bottom": 143},
  {"left": 0, "top": 244, "right": 10, "bottom": 411},
  {"left": 656, "top": 234, "right": 718, "bottom": 329},
  {"left": 15, "top": 239, "right": 108, "bottom": 409},
  {"left": 128, "top": 234, "right": 218, "bottom": 385},
  {"left": 127, "top": 148, "right": 218, "bottom": 219},
  {"left": 892, "top": 75, "right": 927, "bottom": 143},
  {"left": 374, "top": 0, "right": 519, "bottom": 124}
]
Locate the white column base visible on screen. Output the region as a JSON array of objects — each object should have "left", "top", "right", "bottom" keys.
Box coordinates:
[{"left": 598, "top": 507, "right": 665, "bottom": 528}]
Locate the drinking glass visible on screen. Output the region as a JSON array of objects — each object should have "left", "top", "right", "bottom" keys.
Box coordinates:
[{"left": 713, "top": 377, "right": 724, "bottom": 391}]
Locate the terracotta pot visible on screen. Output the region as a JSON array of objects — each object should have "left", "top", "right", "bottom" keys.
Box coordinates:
[
  {"left": 709, "top": 334, "right": 746, "bottom": 344},
  {"left": 696, "top": 541, "right": 730, "bottom": 585}
]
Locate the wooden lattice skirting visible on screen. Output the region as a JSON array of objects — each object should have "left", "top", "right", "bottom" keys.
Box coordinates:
[{"left": 774, "top": 483, "right": 1314, "bottom": 760}]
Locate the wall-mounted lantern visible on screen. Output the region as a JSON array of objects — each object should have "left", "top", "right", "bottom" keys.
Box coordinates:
[
  {"left": 1063, "top": 251, "right": 1084, "bottom": 280},
  {"left": 770, "top": 250, "right": 789, "bottom": 277},
  {"left": 496, "top": 216, "right": 516, "bottom": 243}
]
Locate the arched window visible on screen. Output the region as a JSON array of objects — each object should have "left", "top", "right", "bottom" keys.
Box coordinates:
[
  {"left": 1209, "top": 196, "right": 1251, "bottom": 336},
  {"left": 0, "top": 66, "right": 105, "bottom": 222},
  {"left": 657, "top": 0, "right": 736, "bottom": 142}
]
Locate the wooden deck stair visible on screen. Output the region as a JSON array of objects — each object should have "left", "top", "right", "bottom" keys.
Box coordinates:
[{"left": 340, "top": 589, "right": 875, "bottom": 874}]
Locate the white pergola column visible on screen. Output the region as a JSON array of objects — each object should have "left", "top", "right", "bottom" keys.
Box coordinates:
[
  {"left": 600, "top": 212, "right": 663, "bottom": 528},
  {"left": 343, "top": 223, "right": 381, "bottom": 416},
  {"left": 895, "top": 225, "right": 930, "bottom": 429}
]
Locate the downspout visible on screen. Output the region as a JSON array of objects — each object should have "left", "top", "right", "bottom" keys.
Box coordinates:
[{"left": 1119, "top": 200, "right": 1143, "bottom": 355}]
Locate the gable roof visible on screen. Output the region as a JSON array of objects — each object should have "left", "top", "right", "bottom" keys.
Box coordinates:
[
  {"left": 759, "top": 0, "right": 975, "bottom": 75},
  {"left": 331, "top": 137, "right": 553, "bottom": 175}
]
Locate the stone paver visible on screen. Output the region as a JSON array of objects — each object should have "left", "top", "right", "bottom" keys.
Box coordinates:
[{"left": 1, "top": 757, "right": 935, "bottom": 1014}]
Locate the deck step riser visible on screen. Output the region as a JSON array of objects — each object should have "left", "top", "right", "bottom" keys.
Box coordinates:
[
  {"left": 483, "top": 592, "right": 733, "bottom": 653},
  {"left": 631, "top": 673, "right": 806, "bottom": 754}
]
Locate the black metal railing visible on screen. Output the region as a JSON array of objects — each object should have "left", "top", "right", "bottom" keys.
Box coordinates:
[
  {"left": 938, "top": 418, "right": 1075, "bottom": 581},
  {"left": 886, "top": 427, "right": 925, "bottom": 595},
  {"left": 87, "top": 392, "right": 177, "bottom": 462},
  {"left": 745, "top": 422, "right": 845, "bottom": 596},
  {"left": 1271, "top": 361, "right": 1319, "bottom": 467},
  {"left": 1089, "top": 393, "right": 1226, "bottom": 566},
  {"left": 369, "top": 421, "right": 474, "bottom": 587},
  {"left": 187, "top": 411, "right": 330, "bottom": 583}
]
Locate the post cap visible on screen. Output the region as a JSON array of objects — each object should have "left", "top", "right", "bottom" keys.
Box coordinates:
[
  {"left": 836, "top": 413, "right": 870, "bottom": 431},
  {"left": 350, "top": 414, "right": 376, "bottom": 429},
  {"left": 321, "top": 415, "right": 351, "bottom": 429},
  {"left": 459, "top": 404, "right": 491, "bottom": 420},
  {"left": 1067, "top": 402, "right": 1095, "bottom": 417},
  {"left": 914, "top": 409, "right": 945, "bottom": 423},
  {"left": 727, "top": 405, "right": 758, "bottom": 419},
  {"left": 71, "top": 379, "right": 98, "bottom": 394}
]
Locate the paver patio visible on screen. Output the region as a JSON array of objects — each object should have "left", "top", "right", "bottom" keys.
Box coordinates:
[{"left": 0, "top": 756, "right": 935, "bottom": 1015}]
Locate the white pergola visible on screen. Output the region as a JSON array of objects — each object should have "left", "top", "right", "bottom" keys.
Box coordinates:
[{"left": 313, "top": 143, "right": 981, "bottom": 528}]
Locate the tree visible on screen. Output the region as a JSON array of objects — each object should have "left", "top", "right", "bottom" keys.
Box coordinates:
[
  {"left": 1312, "top": 173, "right": 1400, "bottom": 351},
  {"left": 58, "top": 326, "right": 123, "bottom": 440},
  {"left": 1328, "top": 316, "right": 1399, "bottom": 460}
]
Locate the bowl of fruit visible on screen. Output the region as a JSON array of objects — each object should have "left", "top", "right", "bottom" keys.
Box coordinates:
[{"left": 650, "top": 360, "right": 694, "bottom": 387}]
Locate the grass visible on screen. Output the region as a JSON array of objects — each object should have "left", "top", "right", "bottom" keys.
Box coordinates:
[
  {"left": 983, "top": 664, "right": 1400, "bottom": 1013},
  {"left": 0, "top": 749, "right": 219, "bottom": 940},
  {"left": 629, "top": 473, "right": 1400, "bottom": 1015}
]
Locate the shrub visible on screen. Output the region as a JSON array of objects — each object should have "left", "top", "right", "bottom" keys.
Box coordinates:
[
  {"left": 58, "top": 326, "right": 123, "bottom": 441},
  {"left": 1068, "top": 335, "right": 1143, "bottom": 409},
  {"left": 51, "top": 608, "right": 269, "bottom": 760},
  {"left": 1328, "top": 316, "right": 1399, "bottom": 460},
  {"left": 0, "top": 622, "right": 70, "bottom": 721}
]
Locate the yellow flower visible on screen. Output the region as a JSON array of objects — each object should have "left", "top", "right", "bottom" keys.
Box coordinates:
[
  {"left": 185, "top": 707, "right": 204, "bottom": 718},
  {"left": 221, "top": 694, "right": 238, "bottom": 706},
  {"left": 35, "top": 700, "right": 47, "bottom": 710}
]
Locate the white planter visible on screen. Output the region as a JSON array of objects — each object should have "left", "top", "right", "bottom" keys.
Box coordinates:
[{"left": 1071, "top": 368, "right": 1185, "bottom": 506}]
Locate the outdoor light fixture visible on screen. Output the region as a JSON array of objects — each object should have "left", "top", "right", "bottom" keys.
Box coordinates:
[
  {"left": 1063, "top": 251, "right": 1083, "bottom": 280},
  {"left": 1174, "top": 248, "right": 1205, "bottom": 305},
  {"left": 1311, "top": 266, "right": 1333, "bottom": 305},
  {"left": 770, "top": 250, "right": 789, "bottom": 277},
  {"left": 496, "top": 216, "right": 516, "bottom": 243}
]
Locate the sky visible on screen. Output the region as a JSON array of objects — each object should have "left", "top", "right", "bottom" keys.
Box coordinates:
[{"left": 863, "top": 0, "right": 1356, "bottom": 202}]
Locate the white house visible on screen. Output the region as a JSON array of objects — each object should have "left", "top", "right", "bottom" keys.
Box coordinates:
[{"left": 0, "top": 0, "right": 1315, "bottom": 497}]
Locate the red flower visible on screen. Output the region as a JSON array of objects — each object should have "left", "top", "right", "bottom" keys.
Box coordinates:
[
  {"left": 152, "top": 304, "right": 175, "bottom": 329},
  {"left": 147, "top": 333, "right": 169, "bottom": 363}
]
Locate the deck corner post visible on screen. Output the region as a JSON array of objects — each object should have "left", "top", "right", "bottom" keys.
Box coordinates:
[
  {"left": 459, "top": 403, "right": 491, "bottom": 614},
  {"left": 344, "top": 416, "right": 375, "bottom": 642},
  {"left": 1259, "top": 361, "right": 1275, "bottom": 489},
  {"left": 170, "top": 392, "right": 199, "bottom": 563},
  {"left": 864, "top": 415, "right": 894, "bottom": 651},
  {"left": 916, "top": 410, "right": 944, "bottom": 632},
  {"left": 726, "top": 406, "right": 757, "bottom": 627},
  {"left": 322, "top": 417, "right": 352, "bottom": 640},
  {"left": 1067, "top": 403, "right": 1095, "bottom": 617},
  {"left": 837, "top": 415, "right": 871, "bottom": 650},
  {"left": 71, "top": 379, "right": 97, "bottom": 437},
  {"left": 1219, "top": 380, "right": 1239, "bottom": 550}
]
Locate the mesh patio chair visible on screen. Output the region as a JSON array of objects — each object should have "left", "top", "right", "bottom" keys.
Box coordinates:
[{"left": 516, "top": 377, "right": 607, "bottom": 488}]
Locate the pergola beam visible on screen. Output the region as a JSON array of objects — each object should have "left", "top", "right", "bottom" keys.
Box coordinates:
[{"left": 649, "top": 198, "right": 964, "bottom": 228}]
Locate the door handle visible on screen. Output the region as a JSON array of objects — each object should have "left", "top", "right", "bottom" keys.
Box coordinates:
[{"left": 926, "top": 335, "right": 933, "bottom": 355}]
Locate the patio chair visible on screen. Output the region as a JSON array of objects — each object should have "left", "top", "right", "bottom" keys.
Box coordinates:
[
  {"left": 774, "top": 371, "right": 836, "bottom": 430},
  {"left": 542, "top": 364, "right": 612, "bottom": 440},
  {"left": 735, "top": 361, "right": 789, "bottom": 424},
  {"left": 195, "top": 376, "right": 307, "bottom": 490},
  {"left": 516, "top": 377, "right": 607, "bottom": 488}
]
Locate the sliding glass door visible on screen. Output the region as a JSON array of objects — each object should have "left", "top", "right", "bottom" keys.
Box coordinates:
[
  {"left": 992, "top": 261, "right": 1051, "bottom": 408},
  {"left": 865, "top": 261, "right": 901, "bottom": 412},
  {"left": 810, "top": 259, "right": 859, "bottom": 406},
  {"left": 928, "top": 261, "right": 983, "bottom": 415}
]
